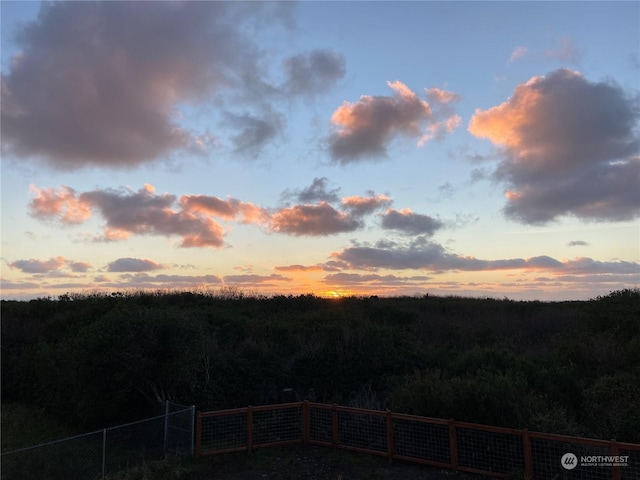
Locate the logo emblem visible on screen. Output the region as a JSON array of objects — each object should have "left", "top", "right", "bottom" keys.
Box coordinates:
[{"left": 561, "top": 453, "right": 578, "bottom": 470}]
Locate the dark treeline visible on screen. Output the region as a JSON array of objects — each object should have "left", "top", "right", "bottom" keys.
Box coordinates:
[{"left": 2, "top": 289, "right": 639, "bottom": 443}]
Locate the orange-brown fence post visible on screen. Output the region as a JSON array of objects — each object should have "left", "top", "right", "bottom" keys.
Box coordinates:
[
  {"left": 448, "top": 419, "right": 458, "bottom": 471},
  {"left": 386, "top": 410, "right": 394, "bottom": 464},
  {"left": 195, "top": 411, "right": 202, "bottom": 458},
  {"left": 247, "top": 406, "right": 253, "bottom": 454},
  {"left": 522, "top": 429, "right": 534, "bottom": 480},
  {"left": 332, "top": 404, "right": 339, "bottom": 448},
  {"left": 611, "top": 439, "right": 621, "bottom": 480},
  {"left": 302, "top": 401, "right": 310, "bottom": 445}
]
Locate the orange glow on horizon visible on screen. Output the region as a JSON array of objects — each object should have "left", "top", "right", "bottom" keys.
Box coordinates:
[{"left": 320, "top": 289, "right": 354, "bottom": 299}]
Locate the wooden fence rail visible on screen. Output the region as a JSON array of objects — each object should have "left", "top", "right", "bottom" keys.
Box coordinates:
[{"left": 195, "top": 401, "right": 640, "bottom": 480}]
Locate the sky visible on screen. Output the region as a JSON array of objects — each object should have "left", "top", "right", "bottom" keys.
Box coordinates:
[{"left": 1, "top": 1, "right": 639, "bottom": 301}]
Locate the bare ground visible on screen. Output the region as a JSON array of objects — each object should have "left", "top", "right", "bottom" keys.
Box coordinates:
[{"left": 184, "top": 444, "right": 483, "bottom": 480}]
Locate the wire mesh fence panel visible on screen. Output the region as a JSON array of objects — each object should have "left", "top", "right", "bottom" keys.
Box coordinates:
[
  {"left": 309, "top": 406, "right": 333, "bottom": 445},
  {"left": 200, "top": 412, "right": 247, "bottom": 453},
  {"left": 456, "top": 426, "right": 524, "bottom": 476},
  {"left": 0, "top": 431, "right": 103, "bottom": 480},
  {"left": 619, "top": 446, "right": 640, "bottom": 480},
  {"left": 531, "top": 437, "right": 612, "bottom": 480},
  {"left": 337, "top": 410, "right": 387, "bottom": 454},
  {"left": 392, "top": 417, "right": 451, "bottom": 465},
  {"left": 104, "top": 416, "right": 166, "bottom": 474},
  {"left": 253, "top": 406, "right": 303, "bottom": 446}
]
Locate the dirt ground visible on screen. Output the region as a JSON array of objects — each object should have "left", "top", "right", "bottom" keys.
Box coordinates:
[{"left": 185, "top": 444, "right": 481, "bottom": 480}]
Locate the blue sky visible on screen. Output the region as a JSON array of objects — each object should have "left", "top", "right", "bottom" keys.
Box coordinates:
[{"left": 1, "top": 1, "right": 638, "bottom": 301}]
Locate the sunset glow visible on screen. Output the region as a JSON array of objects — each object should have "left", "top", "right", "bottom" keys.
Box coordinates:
[{"left": 1, "top": 1, "right": 638, "bottom": 301}]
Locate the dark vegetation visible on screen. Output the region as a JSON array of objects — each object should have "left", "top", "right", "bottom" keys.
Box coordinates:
[{"left": 2, "top": 288, "right": 639, "bottom": 447}]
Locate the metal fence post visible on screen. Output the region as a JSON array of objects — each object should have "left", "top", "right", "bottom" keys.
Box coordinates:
[
  {"left": 195, "top": 411, "right": 202, "bottom": 458},
  {"left": 191, "top": 405, "right": 196, "bottom": 456},
  {"left": 102, "top": 428, "right": 106, "bottom": 479},
  {"left": 163, "top": 400, "right": 169, "bottom": 454}
]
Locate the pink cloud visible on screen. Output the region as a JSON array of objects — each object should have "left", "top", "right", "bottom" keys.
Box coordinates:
[
  {"left": 30, "top": 184, "right": 227, "bottom": 248},
  {"left": 329, "top": 80, "right": 460, "bottom": 163},
  {"left": 469, "top": 69, "right": 639, "bottom": 224},
  {"left": 270, "top": 202, "right": 362, "bottom": 236},
  {"left": 8, "top": 256, "right": 92, "bottom": 274},
  {"left": 106, "top": 258, "right": 167, "bottom": 272},
  {"left": 424, "top": 87, "right": 460, "bottom": 104},
  {"left": 29, "top": 185, "right": 92, "bottom": 224},
  {"left": 180, "top": 195, "right": 269, "bottom": 224}
]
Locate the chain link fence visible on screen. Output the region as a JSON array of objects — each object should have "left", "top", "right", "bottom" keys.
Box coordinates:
[{"left": 1, "top": 401, "right": 194, "bottom": 480}]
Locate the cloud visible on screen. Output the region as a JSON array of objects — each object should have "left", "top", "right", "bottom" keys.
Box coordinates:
[
  {"left": 8, "top": 257, "right": 67, "bottom": 274},
  {"left": 380, "top": 208, "right": 444, "bottom": 236},
  {"left": 29, "top": 180, "right": 394, "bottom": 244},
  {"left": 281, "top": 177, "right": 341, "bottom": 205},
  {"left": 424, "top": 87, "right": 460, "bottom": 105},
  {"left": 223, "top": 273, "right": 291, "bottom": 285},
  {"left": 8, "top": 256, "right": 91, "bottom": 274},
  {"left": 341, "top": 193, "right": 392, "bottom": 216},
  {"left": 179, "top": 195, "right": 269, "bottom": 224},
  {"left": 81, "top": 186, "right": 228, "bottom": 247},
  {"left": 330, "top": 237, "right": 639, "bottom": 276},
  {"left": 332, "top": 238, "right": 450, "bottom": 271},
  {"left": 68, "top": 261, "right": 92, "bottom": 273},
  {"left": 568, "top": 240, "right": 589, "bottom": 247},
  {"left": 275, "top": 264, "right": 324, "bottom": 272},
  {"left": 561, "top": 257, "right": 639, "bottom": 274},
  {"left": 328, "top": 81, "right": 460, "bottom": 163},
  {"left": 271, "top": 181, "right": 391, "bottom": 236},
  {"left": 30, "top": 184, "right": 227, "bottom": 248},
  {"left": 0, "top": 280, "right": 42, "bottom": 290},
  {"left": 224, "top": 108, "right": 284, "bottom": 158},
  {"left": 106, "top": 258, "right": 167, "bottom": 273},
  {"left": 420, "top": 87, "right": 461, "bottom": 143},
  {"left": 509, "top": 46, "right": 528, "bottom": 62},
  {"left": 545, "top": 36, "right": 582, "bottom": 64},
  {"left": 269, "top": 202, "right": 363, "bottom": 236},
  {"left": 283, "top": 49, "right": 346, "bottom": 96},
  {"left": 28, "top": 185, "right": 92, "bottom": 224},
  {"left": 115, "top": 273, "right": 222, "bottom": 289},
  {"left": 436, "top": 182, "right": 454, "bottom": 199},
  {"left": 0, "top": 1, "right": 295, "bottom": 169},
  {"left": 469, "top": 69, "right": 640, "bottom": 224},
  {"left": 270, "top": 187, "right": 390, "bottom": 236},
  {"left": 322, "top": 272, "right": 432, "bottom": 286}
]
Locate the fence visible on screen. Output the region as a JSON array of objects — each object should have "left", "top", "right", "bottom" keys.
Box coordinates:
[
  {"left": 196, "top": 401, "right": 640, "bottom": 480},
  {"left": 0, "top": 401, "right": 195, "bottom": 480}
]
